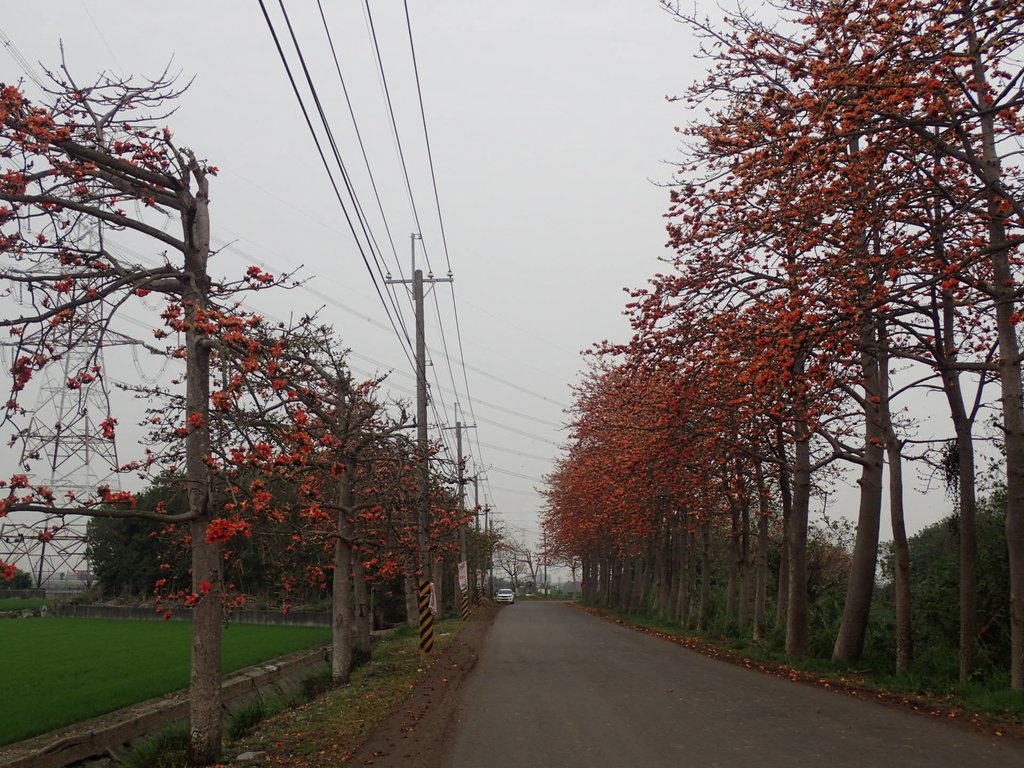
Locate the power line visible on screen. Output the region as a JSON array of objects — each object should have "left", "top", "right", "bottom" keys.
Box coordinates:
[
  {"left": 257, "top": 0, "right": 415, "bottom": 375},
  {"left": 398, "top": 1, "right": 495, "bottom": 504},
  {"left": 477, "top": 440, "right": 554, "bottom": 463},
  {"left": 207, "top": 226, "right": 566, "bottom": 414},
  {"left": 313, "top": 0, "right": 411, "bottom": 303},
  {"left": 362, "top": 0, "right": 431, "bottom": 275},
  {"left": 489, "top": 466, "right": 544, "bottom": 484},
  {"left": 402, "top": 0, "right": 452, "bottom": 276},
  {"left": 260, "top": 3, "right": 553, "bottom": 517},
  {"left": 262, "top": 4, "right": 468, "bottom": 475},
  {"left": 488, "top": 484, "right": 543, "bottom": 498},
  {"left": 359, "top": 1, "right": 463, "bottom": 468}
]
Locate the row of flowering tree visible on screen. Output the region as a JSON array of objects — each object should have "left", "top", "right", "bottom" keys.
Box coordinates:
[
  {"left": 544, "top": 0, "right": 1024, "bottom": 689},
  {"left": 0, "top": 67, "right": 467, "bottom": 765}
]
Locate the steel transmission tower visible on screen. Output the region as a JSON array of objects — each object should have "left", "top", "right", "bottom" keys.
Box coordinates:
[
  {"left": 1, "top": 223, "right": 122, "bottom": 589},
  {"left": 0, "top": 27, "right": 126, "bottom": 589}
]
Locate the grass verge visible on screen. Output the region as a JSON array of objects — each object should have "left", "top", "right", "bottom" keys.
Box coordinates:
[
  {"left": 0, "top": 598, "right": 49, "bottom": 612},
  {"left": 2, "top": 618, "right": 329, "bottom": 746},
  {"left": 230, "top": 619, "right": 463, "bottom": 766}
]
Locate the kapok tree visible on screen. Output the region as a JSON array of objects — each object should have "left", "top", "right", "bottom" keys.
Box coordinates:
[
  {"left": 842, "top": 0, "right": 1024, "bottom": 690},
  {"left": 693, "top": 0, "right": 1024, "bottom": 682},
  {"left": 0, "top": 68, "right": 283, "bottom": 764},
  {"left": 208, "top": 317, "right": 416, "bottom": 683},
  {"left": 652, "top": 0, "right": 1005, "bottom": 664}
]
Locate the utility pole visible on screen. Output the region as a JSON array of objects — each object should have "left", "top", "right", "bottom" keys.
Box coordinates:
[
  {"left": 384, "top": 234, "right": 453, "bottom": 582},
  {"left": 413, "top": 264, "right": 430, "bottom": 583},
  {"left": 456, "top": 421, "right": 467, "bottom": 571},
  {"left": 471, "top": 475, "right": 481, "bottom": 598},
  {"left": 543, "top": 527, "right": 548, "bottom": 596},
  {"left": 441, "top": 419, "right": 476, "bottom": 617},
  {"left": 471, "top": 476, "right": 480, "bottom": 529},
  {"left": 385, "top": 234, "right": 451, "bottom": 650},
  {"left": 456, "top": 420, "right": 468, "bottom": 617},
  {"left": 487, "top": 507, "right": 494, "bottom": 598}
]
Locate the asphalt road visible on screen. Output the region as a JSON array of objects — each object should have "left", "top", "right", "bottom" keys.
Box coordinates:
[{"left": 443, "top": 601, "right": 1023, "bottom": 767}]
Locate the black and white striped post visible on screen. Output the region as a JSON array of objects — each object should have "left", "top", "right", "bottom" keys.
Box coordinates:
[{"left": 418, "top": 578, "right": 434, "bottom": 654}]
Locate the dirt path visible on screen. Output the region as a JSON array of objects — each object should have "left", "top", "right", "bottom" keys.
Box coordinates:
[{"left": 343, "top": 603, "right": 498, "bottom": 766}]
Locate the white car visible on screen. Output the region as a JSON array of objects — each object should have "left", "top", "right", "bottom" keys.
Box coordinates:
[{"left": 495, "top": 588, "right": 515, "bottom": 604}]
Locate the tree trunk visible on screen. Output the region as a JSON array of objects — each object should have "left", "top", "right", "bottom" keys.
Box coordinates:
[
  {"left": 668, "top": 516, "right": 683, "bottom": 622},
  {"left": 726, "top": 500, "right": 739, "bottom": 624},
  {"left": 582, "top": 555, "right": 594, "bottom": 602},
  {"left": 887, "top": 433, "right": 912, "bottom": 674},
  {"left": 738, "top": 493, "right": 751, "bottom": 633},
  {"left": 657, "top": 515, "right": 674, "bottom": 616},
  {"left": 931, "top": 180, "right": 980, "bottom": 682},
  {"left": 685, "top": 528, "right": 697, "bottom": 628},
  {"left": 961, "top": 14, "right": 1024, "bottom": 690},
  {"left": 332, "top": 526, "right": 355, "bottom": 684},
  {"left": 639, "top": 534, "right": 658, "bottom": 612},
  {"left": 600, "top": 554, "right": 612, "bottom": 605},
  {"left": 182, "top": 178, "right": 221, "bottom": 767},
  {"left": 953, "top": 407, "right": 981, "bottom": 684},
  {"left": 936, "top": 325, "right": 979, "bottom": 681},
  {"left": 353, "top": 550, "right": 371, "bottom": 656},
  {"left": 189, "top": 520, "right": 221, "bottom": 766},
  {"left": 786, "top": 425, "right": 811, "bottom": 656},
  {"left": 753, "top": 463, "right": 770, "bottom": 642},
  {"left": 618, "top": 556, "right": 634, "bottom": 612},
  {"left": 698, "top": 523, "right": 712, "bottom": 632},
  {"left": 873, "top": 318, "right": 912, "bottom": 674},
  {"left": 776, "top": 431, "right": 792, "bottom": 626},
  {"left": 833, "top": 313, "right": 885, "bottom": 665}
]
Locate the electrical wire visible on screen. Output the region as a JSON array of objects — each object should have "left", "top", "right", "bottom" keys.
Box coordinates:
[
  {"left": 275, "top": 0, "right": 418, "bottom": 357},
  {"left": 314, "top": 0, "right": 408, "bottom": 290},
  {"left": 257, "top": 0, "right": 415, "bottom": 375},
  {"left": 362, "top": 0, "right": 431, "bottom": 275},
  {"left": 357, "top": 0, "right": 464, "bottom": 470},
  {"left": 260, "top": 4, "right": 553, "bottom": 521},
  {"left": 402, "top": 0, "right": 452, "bottom": 276}
]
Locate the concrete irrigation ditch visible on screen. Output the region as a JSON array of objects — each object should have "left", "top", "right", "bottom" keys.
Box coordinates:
[
  {"left": 0, "top": 643, "right": 330, "bottom": 768},
  {"left": 0, "top": 603, "right": 336, "bottom": 768}
]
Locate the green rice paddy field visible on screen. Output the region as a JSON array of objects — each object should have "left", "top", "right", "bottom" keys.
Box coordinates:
[{"left": 1, "top": 617, "right": 330, "bottom": 746}]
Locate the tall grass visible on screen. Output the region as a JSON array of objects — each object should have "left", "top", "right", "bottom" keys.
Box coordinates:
[{"left": 1, "top": 618, "right": 329, "bottom": 746}]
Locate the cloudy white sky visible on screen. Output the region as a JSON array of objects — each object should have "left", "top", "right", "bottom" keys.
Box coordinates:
[
  {"left": 2, "top": 2, "right": 963, "bottom": 573},
  {"left": 2, "top": 1, "right": 696, "bottom": 559}
]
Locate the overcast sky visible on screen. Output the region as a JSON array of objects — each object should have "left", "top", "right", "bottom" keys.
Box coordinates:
[
  {"left": 1, "top": 1, "right": 696, "bottom": 557},
  {"left": 2, "top": 2, "right": 963, "bottom": 569}
]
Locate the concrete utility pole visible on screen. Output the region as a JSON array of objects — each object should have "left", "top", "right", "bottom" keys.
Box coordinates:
[
  {"left": 414, "top": 265, "right": 430, "bottom": 581},
  {"left": 450, "top": 421, "right": 476, "bottom": 570},
  {"left": 442, "top": 419, "right": 476, "bottom": 615},
  {"left": 467, "top": 474, "right": 486, "bottom": 598},
  {"left": 384, "top": 234, "right": 452, "bottom": 584},
  {"left": 543, "top": 527, "right": 548, "bottom": 595},
  {"left": 487, "top": 507, "right": 494, "bottom": 597},
  {"left": 456, "top": 421, "right": 466, "bottom": 564},
  {"left": 471, "top": 476, "right": 480, "bottom": 529}
]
